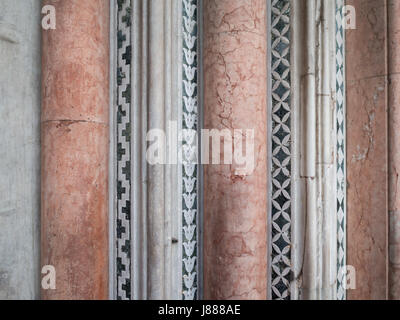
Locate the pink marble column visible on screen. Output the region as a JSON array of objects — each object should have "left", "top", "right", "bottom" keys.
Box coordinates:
[
  {"left": 346, "top": 0, "right": 388, "bottom": 300},
  {"left": 388, "top": 0, "right": 400, "bottom": 300},
  {"left": 203, "top": 0, "right": 268, "bottom": 300},
  {"left": 41, "top": 0, "right": 109, "bottom": 299}
]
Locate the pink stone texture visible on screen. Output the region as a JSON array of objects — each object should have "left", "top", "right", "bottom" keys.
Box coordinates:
[
  {"left": 41, "top": 0, "right": 109, "bottom": 299},
  {"left": 346, "top": 0, "right": 388, "bottom": 300},
  {"left": 388, "top": 0, "right": 400, "bottom": 300},
  {"left": 202, "top": 0, "right": 268, "bottom": 300}
]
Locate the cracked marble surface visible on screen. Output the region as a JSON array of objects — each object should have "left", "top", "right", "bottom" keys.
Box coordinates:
[
  {"left": 41, "top": 0, "right": 109, "bottom": 300},
  {"left": 202, "top": 0, "right": 267, "bottom": 300},
  {"left": 346, "top": 0, "right": 388, "bottom": 300}
]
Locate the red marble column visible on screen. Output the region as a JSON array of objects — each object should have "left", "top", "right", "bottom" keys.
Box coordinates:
[
  {"left": 41, "top": 0, "right": 109, "bottom": 299},
  {"left": 346, "top": 0, "right": 388, "bottom": 300},
  {"left": 388, "top": 0, "right": 400, "bottom": 300},
  {"left": 203, "top": 0, "right": 268, "bottom": 300}
]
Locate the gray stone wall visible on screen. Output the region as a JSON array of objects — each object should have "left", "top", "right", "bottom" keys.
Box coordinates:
[{"left": 0, "top": 0, "right": 41, "bottom": 299}]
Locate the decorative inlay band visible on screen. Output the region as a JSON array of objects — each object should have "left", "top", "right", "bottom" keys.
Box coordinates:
[
  {"left": 182, "top": 0, "right": 199, "bottom": 301},
  {"left": 336, "top": 0, "right": 346, "bottom": 301},
  {"left": 116, "top": 0, "right": 132, "bottom": 301},
  {"left": 269, "top": 0, "right": 292, "bottom": 301}
]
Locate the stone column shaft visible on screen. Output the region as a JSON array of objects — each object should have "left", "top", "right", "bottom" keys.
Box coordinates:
[
  {"left": 41, "top": 0, "right": 109, "bottom": 299},
  {"left": 203, "top": 0, "right": 268, "bottom": 300},
  {"left": 346, "top": 0, "right": 388, "bottom": 300}
]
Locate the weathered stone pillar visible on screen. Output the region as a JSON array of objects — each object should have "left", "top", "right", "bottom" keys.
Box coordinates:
[
  {"left": 203, "top": 0, "right": 268, "bottom": 300},
  {"left": 388, "top": 0, "right": 400, "bottom": 300},
  {"left": 41, "top": 0, "right": 109, "bottom": 299},
  {"left": 346, "top": 0, "right": 388, "bottom": 300}
]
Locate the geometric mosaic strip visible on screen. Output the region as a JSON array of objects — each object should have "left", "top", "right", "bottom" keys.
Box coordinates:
[
  {"left": 116, "top": 0, "right": 132, "bottom": 300},
  {"left": 182, "top": 0, "right": 199, "bottom": 301},
  {"left": 336, "top": 0, "right": 347, "bottom": 301},
  {"left": 269, "top": 0, "right": 292, "bottom": 301}
]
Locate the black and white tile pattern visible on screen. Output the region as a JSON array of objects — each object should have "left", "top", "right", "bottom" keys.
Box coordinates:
[
  {"left": 269, "top": 0, "right": 292, "bottom": 301},
  {"left": 336, "top": 0, "right": 346, "bottom": 301},
  {"left": 116, "top": 0, "right": 132, "bottom": 301}
]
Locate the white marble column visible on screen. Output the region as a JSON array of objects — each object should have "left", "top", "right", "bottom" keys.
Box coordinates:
[
  {"left": 289, "top": 0, "right": 343, "bottom": 300},
  {"left": 128, "top": 0, "right": 185, "bottom": 300}
]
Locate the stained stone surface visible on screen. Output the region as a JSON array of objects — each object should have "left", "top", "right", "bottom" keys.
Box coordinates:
[
  {"left": 388, "top": 0, "right": 400, "bottom": 300},
  {"left": 346, "top": 0, "right": 388, "bottom": 300},
  {"left": 41, "top": 0, "right": 109, "bottom": 300},
  {"left": 203, "top": 0, "right": 268, "bottom": 300}
]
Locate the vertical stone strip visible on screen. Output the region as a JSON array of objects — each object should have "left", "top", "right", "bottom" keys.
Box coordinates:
[
  {"left": 129, "top": 0, "right": 186, "bottom": 300},
  {"left": 203, "top": 0, "right": 268, "bottom": 300},
  {"left": 146, "top": 0, "right": 167, "bottom": 300},
  {"left": 335, "top": 0, "right": 346, "bottom": 301},
  {"left": 269, "top": 0, "right": 292, "bottom": 301},
  {"left": 388, "top": 0, "right": 400, "bottom": 300},
  {"left": 346, "top": 0, "right": 388, "bottom": 300},
  {"left": 41, "top": 0, "right": 109, "bottom": 299},
  {"left": 300, "top": 0, "right": 318, "bottom": 300},
  {"left": 182, "top": 0, "right": 199, "bottom": 301},
  {"left": 0, "top": 0, "right": 41, "bottom": 300},
  {"left": 116, "top": 0, "right": 132, "bottom": 300}
]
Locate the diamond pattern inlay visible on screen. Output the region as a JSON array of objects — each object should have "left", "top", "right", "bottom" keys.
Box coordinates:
[
  {"left": 336, "top": 0, "right": 347, "bottom": 301},
  {"left": 270, "top": 0, "right": 292, "bottom": 301}
]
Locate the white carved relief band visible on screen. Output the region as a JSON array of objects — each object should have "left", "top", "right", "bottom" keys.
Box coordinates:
[
  {"left": 182, "top": 0, "right": 199, "bottom": 301},
  {"left": 272, "top": 0, "right": 346, "bottom": 300}
]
